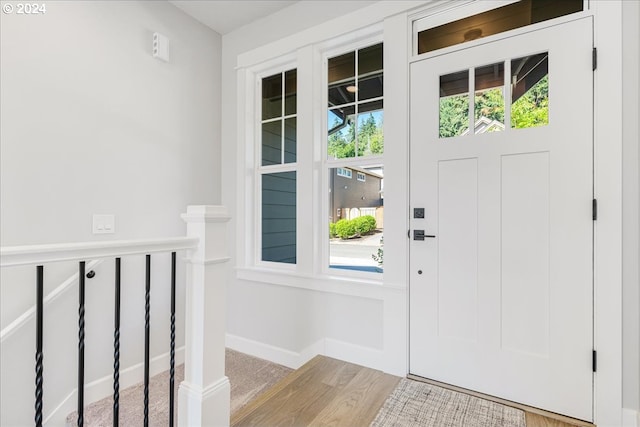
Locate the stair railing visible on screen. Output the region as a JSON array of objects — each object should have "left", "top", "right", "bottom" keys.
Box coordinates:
[{"left": 0, "top": 205, "right": 231, "bottom": 427}]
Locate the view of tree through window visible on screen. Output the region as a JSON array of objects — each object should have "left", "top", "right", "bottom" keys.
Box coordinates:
[
  {"left": 328, "top": 112, "right": 383, "bottom": 158},
  {"left": 439, "top": 53, "right": 549, "bottom": 138},
  {"left": 512, "top": 74, "right": 548, "bottom": 128}
]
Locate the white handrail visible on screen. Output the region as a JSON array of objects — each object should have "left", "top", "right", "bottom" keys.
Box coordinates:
[
  {"left": 0, "top": 237, "right": 199, "bottom": 268},
  {"left": 0, "top": 259, "right": 103, "bottom": 343}
]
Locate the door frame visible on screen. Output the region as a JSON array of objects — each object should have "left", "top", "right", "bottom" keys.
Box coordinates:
[{"left": 404, "top": 2, "right": 623, "bottom": 426}]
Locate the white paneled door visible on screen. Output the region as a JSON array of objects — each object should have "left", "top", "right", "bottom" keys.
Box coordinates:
[{"left": 409, "top": 18, "right": 593, "bottom": 421}]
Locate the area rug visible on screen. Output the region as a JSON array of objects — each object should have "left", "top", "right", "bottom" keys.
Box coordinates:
[{"left": 371, "top": 378, "right": 526, "bottom": 427}]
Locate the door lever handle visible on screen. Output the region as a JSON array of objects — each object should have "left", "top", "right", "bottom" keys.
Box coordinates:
[{"left": 413, "top": 230, "right": 436, "bottom": 241}]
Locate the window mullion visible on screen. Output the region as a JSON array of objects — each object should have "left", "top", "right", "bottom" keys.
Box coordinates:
[
  {"left": 281, "top": 71, "right": 285, "bottom": 165},
  {"left": 355, "top": 48, "right": 359, "bottom": 158}
]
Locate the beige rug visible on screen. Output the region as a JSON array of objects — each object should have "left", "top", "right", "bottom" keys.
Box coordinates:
[
  {"left": 371, "top": 378, "right": 526, "bottom": 427},
  {"left": 67, "top": 348, "right": 292, "bottom": 426}
]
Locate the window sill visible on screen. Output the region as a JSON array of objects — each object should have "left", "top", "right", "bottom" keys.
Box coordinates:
[{"left": 235, "top": 266, "right": 404, "bottom": 300}]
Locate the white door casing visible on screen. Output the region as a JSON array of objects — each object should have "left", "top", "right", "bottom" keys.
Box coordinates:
[{"left": 409, "top": 18, "right": 593, "bottom": 421}]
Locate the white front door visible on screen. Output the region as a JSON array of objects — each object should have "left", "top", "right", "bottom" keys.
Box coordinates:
[{"left": 409, "top": 18, "right": 594, "bottom": 421}]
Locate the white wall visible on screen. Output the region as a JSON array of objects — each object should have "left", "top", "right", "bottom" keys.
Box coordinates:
[
  {"left": 0, "top": 1, "right": 221, "bottom": 425},
  {"left": 622, "top": 0, "right": 640, "bottom": 413}
]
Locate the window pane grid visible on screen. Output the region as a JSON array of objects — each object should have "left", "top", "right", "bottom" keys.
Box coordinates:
[
  {"left": 261, "top": 69, "right": 297, "bottom": 167},
  {"left": 262, "top": 114, "right": 297, "bottom": 124},
  {"left": 327, "top": 43, "right": 383, "bottom": 160}
]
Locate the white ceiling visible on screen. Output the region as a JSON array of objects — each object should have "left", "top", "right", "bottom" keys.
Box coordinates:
[{"left": 169, "top": 1, "right": 295, "bottom": 35}]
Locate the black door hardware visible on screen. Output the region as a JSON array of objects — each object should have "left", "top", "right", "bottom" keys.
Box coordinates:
[{"left": 413, "top": 230, "right": 436, "bottom": 240}]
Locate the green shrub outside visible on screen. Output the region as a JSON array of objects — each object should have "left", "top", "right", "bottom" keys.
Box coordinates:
[
  {"left": 331, "top": 215, "right": 377, "bottom": 240},
  {"left": 364, "top": 215, "right": 376, "bottom": 232},
  {"left": 353, "top": 216, "right": 371, "bottom": 236},
  {"left": 329, "top": 222, "right": 337, "bottom": 238},
  {"left": 335, "top": 219, "right": 356, "bottom": 239}
]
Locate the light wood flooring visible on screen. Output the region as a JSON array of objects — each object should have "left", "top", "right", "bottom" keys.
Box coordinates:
[{"left": 232, "top": 355, "right": 595, "bottom": 427}]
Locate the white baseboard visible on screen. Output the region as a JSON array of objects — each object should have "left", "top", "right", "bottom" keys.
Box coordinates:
[
  {"left": 324, "top": 338, "right": 384, "bottom": 371},
  {"left": 226, "top": 334, "right": 324, "bottom": 369},
  {"left": 44, "top": 347, "right": 185, "bottom": 427},
  {"left": 225, "top": 334, "right": 384, "bottom": 372},
  {"left": 622, "top": 408, "right": 640, "bottom": 427},
  {"left": 178, "top": 376, "right": 230, "bottom": 427}
]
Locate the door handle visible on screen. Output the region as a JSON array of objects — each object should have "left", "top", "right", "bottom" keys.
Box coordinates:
[{"left": 413, "top": 230, "right": 436, "bottom": 240}]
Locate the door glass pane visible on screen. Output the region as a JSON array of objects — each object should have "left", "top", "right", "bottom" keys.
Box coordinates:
[
  {"left": 475, "top": 62, "right": 505, "bottom": 134},
  {"left": 262, "top": 172, "right": 297, "bottom": 264},
  {"left": 284, "top": 117, "right": 296, "bottom": 163},
  {"left": 262, "top": 120, "right": 281, "bottom": 166},
  {"left": 440, "top": 70, "right": 469, "bottom": 138},
  {"left": 329, "top": 165, "right": 384, "bottom": 273},
  {"left": 262, "top": 74, "right": 282, "bottom": 120},
  {"left": 511, "top": 52, "right": 549, "bottom": 129}
]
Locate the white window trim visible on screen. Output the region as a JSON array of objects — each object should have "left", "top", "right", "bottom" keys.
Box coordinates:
[
  {"left": 357, "top": 172, "right": 366, "bottom": 182},
  {"left": 321, "top": 34, "right": 384, "bottom": 280}
]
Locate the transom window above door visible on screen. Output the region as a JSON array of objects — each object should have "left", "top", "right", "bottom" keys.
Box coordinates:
[{"left": 415, "top": 0, "right": 583, "bottom": 55}]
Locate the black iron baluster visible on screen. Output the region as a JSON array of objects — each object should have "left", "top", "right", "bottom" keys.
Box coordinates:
[
  {"left": 144, "top": 255, "right": 150, "bottom": 427},
  {"left": 169, "top": 252, "right": 176, "bottom": 427},
  {"left": 35, "top": 265, "right": 44, "bottom": 427},
  {"left": 113, "top": 258, "right": 121, "bottom": 427},
  {"left": 78, "top": 261, "right": 85, "bottom": 427}
]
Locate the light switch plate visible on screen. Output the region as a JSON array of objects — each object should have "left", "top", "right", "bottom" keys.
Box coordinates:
[{"left": 93, "top": 214, "right": 115, "bottom": 234}]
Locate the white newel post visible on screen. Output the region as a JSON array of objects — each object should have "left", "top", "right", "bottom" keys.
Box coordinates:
[{"left": 178, "top": 205, "right": 231, "bottom": 427}]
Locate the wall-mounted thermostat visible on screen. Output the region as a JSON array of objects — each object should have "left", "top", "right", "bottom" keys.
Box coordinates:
[{"left": 153, "top": 32, "right": 169, "bottom": 62}]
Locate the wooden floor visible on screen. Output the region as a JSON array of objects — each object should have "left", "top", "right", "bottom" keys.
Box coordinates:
[
  {"left": 232, "top": 355, "right": 399, "bottom": 427},
  {"left": 231, "top": 355, "right": 594, "bottom": 427}
]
